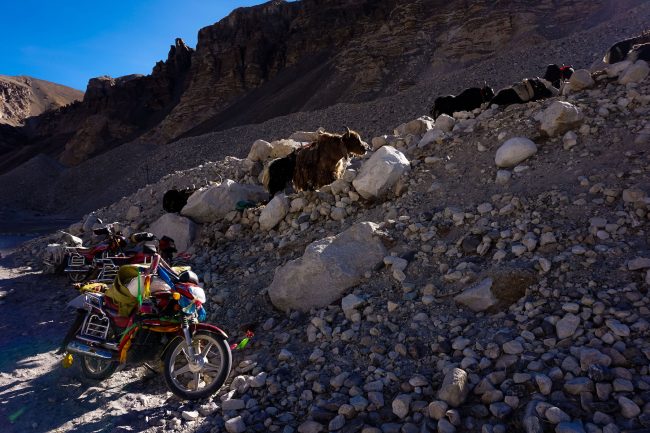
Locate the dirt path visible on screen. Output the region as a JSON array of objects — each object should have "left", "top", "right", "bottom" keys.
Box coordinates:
[{"left": 0, "top": 256, "right": 184, "bottom": 433}]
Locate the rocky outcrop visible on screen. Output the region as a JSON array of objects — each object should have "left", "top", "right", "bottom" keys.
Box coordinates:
[
  {"left": 0, "top": 0, "right": 635, "bottom": 173},
  {"left": 0, "top": 76, "right": 83, "bottom": 128}
]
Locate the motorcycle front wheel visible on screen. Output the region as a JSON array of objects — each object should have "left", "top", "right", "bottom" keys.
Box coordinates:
[
  {"left": 80, "top": 356, "right": 119, "bottom": 380},
  {"left": 163, "top": 331, "right": 232, "bottom": 400}
]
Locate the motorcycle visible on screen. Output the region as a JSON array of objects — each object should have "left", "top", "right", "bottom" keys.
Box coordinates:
[
  {"left": 59, "top": 253, "right": 232, "bottom": 400},
  {"left": 64, "top": 223, "right": 177, "bottom": 284}
]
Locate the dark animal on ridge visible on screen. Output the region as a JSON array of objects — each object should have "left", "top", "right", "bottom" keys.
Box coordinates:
[
  {"left": 603, "top": 32, "right": 650, "bottom": 63},
  {"left": 543, "top": 64, "right": 574, "bottom": 88},
  {"left": 263, "top": 152, "right": 296, "bottom": 197},
  {"left": 430, "top": 85, "right": 495, "bottom": 119},
  {"left": 490, "top": 77, "right": 558, "bottom": 107},
  {"left": 263, "top": 128, "right": 367, "bottom": 197},
  {"left": 628, "top": 43, "right": 650, "bottom": 62},
  {"left": 163, "top": 187, "right": 196, "bottom": 213}
]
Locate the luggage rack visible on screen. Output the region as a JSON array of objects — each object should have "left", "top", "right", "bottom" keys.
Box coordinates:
[{"left": 96, "top": 263, "right": 119, "bottom": 283}]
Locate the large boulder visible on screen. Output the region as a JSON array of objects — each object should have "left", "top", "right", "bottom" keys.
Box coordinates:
[
  {"left": 352, "top": 146, "right": 410, "bottom": 200},
  {"left": 259, "top": 194, "right": 289, "bottom": 231},
  {"left": 540, "top": 101, "right": 583, "bottom": 137},
  {"left": 267, "top": 222, "right": 388, "bottom": 312},
  {"left": 433, "top": 114, "right": 455, "bottom": 132},
  {"left": 494, "top": 137, "right": 537, "bottom": 168},
  {"left": 567, "top": 69, "right": 594, "bottom": 91},
  {"left": 417, "top": 129, "right": 445, "bottom": 148},
  {"left": 289, "top": 130, "right": 321, "bottom": 143},
  {"left": 247, "top": 139, "right": 273, "bottom": 162},
  {"left": 619, "top": 60, "right": 650, "bottom": 85},
  {"left": 269, "top": 139, "right": 302, "bottom": 158},
  {"left": 149, "top": 213, "right": 196, "bottom": 252},
  {"left": 181, "top": 180, "right": 267, "bottom": 223}
]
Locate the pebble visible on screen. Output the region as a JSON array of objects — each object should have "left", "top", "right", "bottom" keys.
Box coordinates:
[
  {"left": 618, "top": 396, "right": 641, "bottom": 418},
  {"left": 225, "top": 416, "right": 247, "bottom": 433},
  {"left": 556, "top": 314, "right": 580, "bottom": 339},
  {"left": 392, "top": 394, "right": 411, "bottom": 418}
]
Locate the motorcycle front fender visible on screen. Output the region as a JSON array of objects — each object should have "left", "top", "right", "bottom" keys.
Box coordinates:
[
  {"left": 159, "top": 324, "right": 229, "bottom": 361},
  {"left": 191, "top": 323, "right": 228, "bottom": 340}
]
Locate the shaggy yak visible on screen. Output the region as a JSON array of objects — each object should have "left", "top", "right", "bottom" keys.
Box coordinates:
[
  {"left": 429, "top": 85, "right": 495, "bottom": 118},
  {"left": 263, "top": 128, "right": 367, "bottom": 197},
  {"left": 163, "top": 187, "right": 196, "bottom": 213},
  {"left": 490, "top": 77, "right": 558, "bottom": 107},
  {"left": 603, "top": 32, "right": 650, "bottom": 63},
  {"left": 543, "top": 64, "right": 574, "bottom": 88}
]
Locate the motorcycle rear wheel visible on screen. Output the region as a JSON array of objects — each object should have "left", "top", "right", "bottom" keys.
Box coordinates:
[
  {"left": 68, "top": 271, "right": 89, "bottom": 283},
  {"left": 163, "top": 331, "right": 232, "bottom": 400},
  {"left": 80, "top": 356, "right": 119, "bottom": 380}
]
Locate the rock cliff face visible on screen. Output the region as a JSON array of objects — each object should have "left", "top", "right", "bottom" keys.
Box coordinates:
[
  {"left": 0, "top": 0, "right": 641, "bottom": 171},
  {"left": 0, "top": 75, "right": 82, "bottom": 126}
]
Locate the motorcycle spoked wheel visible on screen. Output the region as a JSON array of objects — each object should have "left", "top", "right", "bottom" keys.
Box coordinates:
[
  {"left": 79, "top": 325, "right": 119, "bottom": 380},
  {"left": 68, "top": 270, "right": 89, "bottom": 283},
  {"left": 163, "top": 331, "right": 232, "bottom": 400},
  {"left": 80, "top": 356, "right": 119, "bottom": 380}
]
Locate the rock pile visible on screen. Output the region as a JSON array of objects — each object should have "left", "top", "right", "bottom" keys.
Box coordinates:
[{"left": 12, "top": 51, "right": 650, "bottom": 433}]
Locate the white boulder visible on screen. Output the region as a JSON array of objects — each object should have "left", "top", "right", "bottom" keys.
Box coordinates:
[
  {"left": 605, "top": 60, "right": 632, "bottom": 78},
  {"left": 247, "top": 139, "right": 273, "bottom": 162},
  {"left": 267, "top": 222, "right": 387, "bottom": 312},
  {"left": 270, "top": 139, "right": 302, "bottom": 158},
  {"left": 619, "top": 60, "right": 650, "bottom": 85},
  {"left": 494, "top": 137, "right": 538, "bottom": 168},
  {"left": 181, "top": 179, "right": 267, "bottom": 223},
  {"left": 289, "top": 129, "right": 321, "bottom": 143},
  {"left": 434, "top": 114, "right": 455, "bottom": 132},
  {"left": 454, "top": 278, "right": 498, "bottom": 312},
  {"left": 149, "top": 213, "right": 196, "bottom": 252},
  {"left": 259, "top": 194, "right": 289, "bottom": 231},
  {"left": 567, "top": 69, "right": 594, "bottom": 91},
  {"left": 352, "top": 146, "right": 410, "bottom": 199},
  {"left": 404, "top": 117, "right": 433, "bottom": 135},
  {"left": 417, "top": 129, "right": 445, "bottom": 148},
  {"left": 540, "top": 101, "right": 583, "bottom": 137}
]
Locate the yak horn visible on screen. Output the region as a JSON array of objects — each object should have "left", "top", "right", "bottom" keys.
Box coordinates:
[{"left": 345, "top": 126, "right": 351, "bottom": 135}]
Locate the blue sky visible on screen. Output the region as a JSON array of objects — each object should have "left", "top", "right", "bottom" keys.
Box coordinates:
[{"left": 0, "top": 0, "right": 268, "bottom": 91}]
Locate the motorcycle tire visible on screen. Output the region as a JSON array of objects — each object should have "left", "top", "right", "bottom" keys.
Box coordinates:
[
  {"left": 68, "top": 271, "right": 89, "bottom": 283},
  {"left": 163, "top": 331, "right": 232, "bottom": 400},
  {"left": 80, "top": 356, "right": 119, "bottom": 380}
]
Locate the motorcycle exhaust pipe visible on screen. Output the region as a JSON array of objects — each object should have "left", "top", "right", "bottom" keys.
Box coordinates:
[
  {"left": 64, "top": 268, "right": 89, "bottom": 273},
  {"left": 66, "top": 340, "right": 115, "bottom": 360}
]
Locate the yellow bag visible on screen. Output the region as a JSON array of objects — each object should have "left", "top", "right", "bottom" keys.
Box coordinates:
[{"left": 104, "top": 265, "right": 149, "bottom": 317}]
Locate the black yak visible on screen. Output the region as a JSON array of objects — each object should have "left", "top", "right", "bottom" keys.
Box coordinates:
[
  {"left": 543, "top": 64, "right": 574, "bottom": 88},
  {"left": 604, "top": 32, "right": 650, "bottom": 63},
  {"left": 429, "top": 86, "right": 495, "bottom": 118},
  {"left": 628, "top": 43, "right": 650, "bottom": 62},
  {"left": 490, "top": 78, "right": 558, "bottom": 107},
  {"left": 262, "top": 128, "right": 367, "bottom": 197},
  {"left": 263, "top": 152, "right": 297, "bottom": 197}
]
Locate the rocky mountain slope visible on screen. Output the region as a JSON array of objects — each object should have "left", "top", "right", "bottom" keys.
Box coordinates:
[
  {"left": 0, "top": 0, "right": 644, "bottom": 175},
  {"left": 0, "top": 75, "right": 83, "bottom": 127},
  {"left": 3, "top": 42, "right": 650, "bottom": 433},
  {"left": 2, "top": 0, "right": 650, "bottom": 217}
]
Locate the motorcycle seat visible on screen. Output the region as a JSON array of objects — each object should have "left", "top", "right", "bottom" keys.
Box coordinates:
[{"left": 125, "top": 241, "right": 157, "bottom": 256}]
